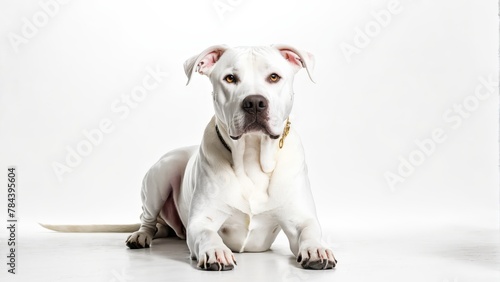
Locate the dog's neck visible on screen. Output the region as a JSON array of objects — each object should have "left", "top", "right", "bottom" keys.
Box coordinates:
[
  {"left": 215, "top": 124, "right": 232, "bottom": 153},
  {"left": 232, "top": 133, "right": 279, "bottom": 175},
  {"left": 215, "top": 118, "right": 286, "bottom": 174}
]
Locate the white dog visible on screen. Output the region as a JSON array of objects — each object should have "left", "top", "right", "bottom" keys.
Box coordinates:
[
  {"left": 44, "top": 44, "right": 336, "bottom": 271},
  {"left": 125, "top": 44, "right": 336, "bottom": 271}
]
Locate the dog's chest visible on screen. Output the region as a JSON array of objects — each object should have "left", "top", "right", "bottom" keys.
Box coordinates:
[{"left": 232, "top": 135, "right": 276, "bottom": 213}]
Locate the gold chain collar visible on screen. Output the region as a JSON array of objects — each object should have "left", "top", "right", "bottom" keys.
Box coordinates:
[
  {"left": 279, "top": 118, "right": 291, "bottom": 149},
  {"left": 217, "top": 118, "right": 290, "bottom": 151}
]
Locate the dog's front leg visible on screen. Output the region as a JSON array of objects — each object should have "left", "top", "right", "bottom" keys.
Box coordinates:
[
  {"left": 187, "top": 204, "right": 236, "bottom": 271},
  {"left": 276, "top": 183, "right": 337, "bottom": 271},
  {"left": 280, "top": 215, "right": 337, "bottom": 270}
]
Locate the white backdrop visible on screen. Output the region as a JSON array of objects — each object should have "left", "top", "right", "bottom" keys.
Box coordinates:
[{"left": 0, "top": 0, "right": 498, "bottom": 236}]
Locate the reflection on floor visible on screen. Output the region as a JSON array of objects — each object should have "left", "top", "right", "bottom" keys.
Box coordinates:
[{"left": 2, "top": 221, "right": 499, "bottom": 282}]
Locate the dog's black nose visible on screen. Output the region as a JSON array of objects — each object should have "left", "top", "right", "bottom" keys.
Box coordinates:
[{"left": 242, "top": 95, "right": 268, "bottom": 114}]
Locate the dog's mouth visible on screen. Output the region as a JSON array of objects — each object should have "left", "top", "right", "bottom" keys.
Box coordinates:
[{"left": 229, "top": 122, "right": 280, "bottom": 140}]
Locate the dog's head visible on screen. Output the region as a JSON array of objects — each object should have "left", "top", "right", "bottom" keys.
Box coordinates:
[{"left": 184, "top": 45, "right": 314, "bottom": 140}]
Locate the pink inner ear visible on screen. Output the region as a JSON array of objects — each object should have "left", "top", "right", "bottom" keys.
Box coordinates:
[
  {"left": 196, "top": 51, "right": 222, "bottom": 75},
  {"left": 279, "top": 49, "right": 304, "bottom": 68}
]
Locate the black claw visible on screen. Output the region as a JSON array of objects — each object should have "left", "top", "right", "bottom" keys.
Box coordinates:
[
  {"left": 324, "top": 260, "right": 330, "bottom": 269},
  {"left": 300, "top": 258, "right": 337, "bottom": 270},
  {"left": 208, "top": 263, "right": 219, "bottom": 271},
  {"left": 201, "top": 262, "right": 234, "bottom": 271},
  {"left": 126, "top": 241, "right": 146, "bottom": 250}
]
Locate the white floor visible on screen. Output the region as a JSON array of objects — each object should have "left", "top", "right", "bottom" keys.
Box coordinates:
[{"left": 2, "top": 216, "right": 499, "bottom": 282}]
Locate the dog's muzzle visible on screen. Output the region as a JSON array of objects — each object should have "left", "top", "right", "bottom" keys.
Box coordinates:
[{"left": 229, "top": 95, "right": 280, "bottom": 140}]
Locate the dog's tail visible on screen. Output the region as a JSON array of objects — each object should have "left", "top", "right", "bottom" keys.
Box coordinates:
[{"left": 40, "top": 223, "right": 141, "bottom": 233}]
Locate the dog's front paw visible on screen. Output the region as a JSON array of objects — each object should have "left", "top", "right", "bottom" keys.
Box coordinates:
[
  {"left": 297, "top": 247, "right": 337, "bottom": 270},
  {"left": 126, "top": 231, "right": 154, "bottom": 249},
  {"left": 197, "top": 247, "right": 237, "bottom": 271}
]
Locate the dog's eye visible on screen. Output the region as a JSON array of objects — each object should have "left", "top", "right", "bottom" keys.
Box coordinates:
[
  {"left": 268, "top": 73, "right": 281, "bottom": 83},
  {"left": 224, "top": 74, "right": 237, "bottom": 84}
]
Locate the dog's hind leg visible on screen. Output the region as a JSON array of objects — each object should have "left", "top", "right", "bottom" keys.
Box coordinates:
[
  {"left": 126, "top": 147, "right": 194, "bottom": 249},
  {"left": 153, "top": 217, "right": 175, "bottom": 239},
  {"left": 125, "top": 168, "right": 166, "bottom": 249}
]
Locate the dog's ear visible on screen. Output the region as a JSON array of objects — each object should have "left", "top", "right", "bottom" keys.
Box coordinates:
[
  {"left": 272, "top": 44, "right": 315, "bottom": 83},
  {"left": 184, "top": 45, "right": 229, "bottom": 85}
]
